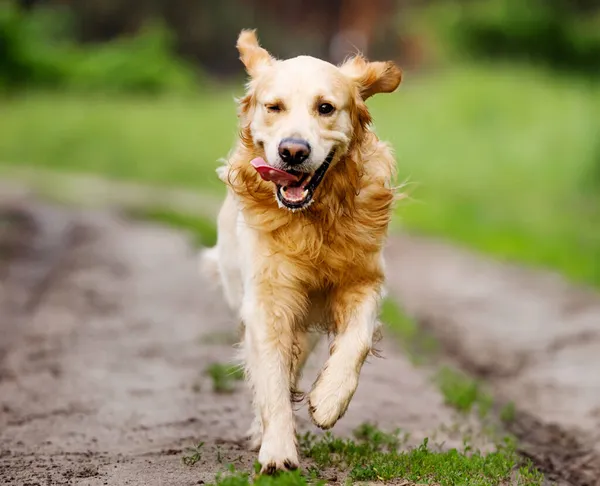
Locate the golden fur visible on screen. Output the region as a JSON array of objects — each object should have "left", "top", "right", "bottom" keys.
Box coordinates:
[
  {"left": 225, "top": 48, "right": 400, "bottom": 320},
  {"left": 201, "top": 29, "right": 402, "bottom": 474}
]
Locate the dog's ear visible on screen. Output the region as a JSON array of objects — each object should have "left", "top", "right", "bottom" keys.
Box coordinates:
[
  {"left": 237, "top": 29, "right": 273, "bottom": 77},
  {"left": 340, "top": 55, "right": 402, "bottom": 100}
]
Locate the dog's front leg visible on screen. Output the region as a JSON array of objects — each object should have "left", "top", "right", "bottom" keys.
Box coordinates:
[
  {"left": 308, "top": 285, "right": 381, "bottom": 430},
  {"left": 242, "top": 288, "right": 303, "bottom": 474}
]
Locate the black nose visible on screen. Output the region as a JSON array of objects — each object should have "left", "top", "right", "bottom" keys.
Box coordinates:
[{"left": 278, "top": 138, "right": 311, "bottom": 165}]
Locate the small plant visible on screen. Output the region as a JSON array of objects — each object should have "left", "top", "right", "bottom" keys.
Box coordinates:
[
  {"left": 500, "top": 401, "right": 516, "bottom": 424},
  {"left": 181, "top": 441, "right": 204, "bottom": 466},
  {"left": 436, "top": 366, "right": 493, "bottom": 416},
  {"left": 206, "top": 362, "right": 245, "bottom": 393},
  {"left": 352, "top": 422, "right": 406, "bottom": 451},
  {"left": 518, "top": 460, "right": 545, "bottom": 485},
  {"left": 380, "top": 298, "right": 439, "bottom": 363}
]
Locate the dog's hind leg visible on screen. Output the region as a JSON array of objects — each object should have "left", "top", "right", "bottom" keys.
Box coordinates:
[
  {"left": 291, "top": 331, "right": 320, "bottom": 396},
  {"left": 308, "top": 285, "right": 381, "bottom": 430}
]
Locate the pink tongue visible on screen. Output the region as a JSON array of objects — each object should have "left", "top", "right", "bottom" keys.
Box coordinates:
[{"left": 251, "top": 157, "right": 299, "bottom": 185}]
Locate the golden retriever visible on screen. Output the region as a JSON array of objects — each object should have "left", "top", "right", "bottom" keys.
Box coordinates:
[{"left": 200, "top": 29, "right": 402, "bottom": 474}]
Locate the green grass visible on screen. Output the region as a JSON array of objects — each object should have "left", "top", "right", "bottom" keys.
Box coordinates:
[
  {"left": 500, "top": 402, "right": 517, "bottom": 425},
  {"left": 380, "top": 298, "right": 439, "bottom": 364},
  {"left": 206, "top": 362, "right": 245, "bottom": 393},
  {"left": 0, "top": 90, "right": 238, "bottom": 194},
  {"left": 382, "top": 299, "right": 504, "bottom": 423},
  {"left": 436, "top": 366, "right": 493, "bottom": 418},
  {"left": 206, "top": 423, "right": 543, "bottom": 485},
  {"left": 182, "top": 441, "right": 205, "bottom": 466},
  {"left": 380, "top": 66, "right": 600, "bottom": 286},
  {"left": 211, "top": 468, "right": 320, "bottom": 486},
  {"left": 1, "top": 64, "right": 599, "bottom": 286},
  {"left": 135, "top": 207, "right": 218, "bottom": 247}
]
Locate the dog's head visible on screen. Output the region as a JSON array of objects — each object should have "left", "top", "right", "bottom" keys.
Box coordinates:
[{"left": 235, "top": 29, "right": 402, "bottom": 211}]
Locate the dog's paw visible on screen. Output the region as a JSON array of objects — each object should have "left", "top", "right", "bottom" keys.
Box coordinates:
[
  {"left": 258, "top": 437, "right": 298, "bottom": 475},
  {"left": 259, "top": 458, "right": 299, "bottom": 476},
  {"left": 308, "top": 374, "right": 357, "bottom": 430}
]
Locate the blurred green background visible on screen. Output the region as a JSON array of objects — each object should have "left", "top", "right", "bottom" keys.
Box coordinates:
[{"left": 1, "top": 0, "right": 599, "bottom": 286}]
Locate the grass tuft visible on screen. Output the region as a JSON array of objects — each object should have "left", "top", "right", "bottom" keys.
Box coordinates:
[
  {"left": 380, "top": 298, "right": 439, "bottom": 364},
  {"left": 436, "top": 366, "right": 493, "bottom": 417},
  {"left": 298, "top": 425, "right": 542, "bottom": 485},
  {"left": 181, "top": 441, "right": 205, "bottom": 466},
  {"left": 206, "top": 362, "right": 245, "bottom": 393},
  {"left": 500, "top": 402, "right": 517, "bottom": 424},
  {"left": 211, "top": 468, "right": 321, "bottom": 486}
]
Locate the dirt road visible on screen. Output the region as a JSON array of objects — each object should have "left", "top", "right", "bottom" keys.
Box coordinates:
[
  {"left": 0, "top": 200, "right": 476, "bottom": 485},
  {"left": 385, "top": 236, "right": 600, "bottom": 486}
]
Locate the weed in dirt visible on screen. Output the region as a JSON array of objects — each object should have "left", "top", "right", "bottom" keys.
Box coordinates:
[
  {"left": 206, "top": 362, "right": 245, "bottom": 393},
  {"left": 517, "top": 461, "right": 545, "bottom": 485},
  {"left": 135, "top": 207, "right": 217, "bottom": 247},
  {"left": 298, "top": 424, "right": 543, "bottom": 486},
  {"left": 500, "top": 402, "right": 517, "bottom": 424},
  {"left": 381, "top": 299, "right": 492, "bottom": 418},
  {"left": 436, "top": 366, "right": 493, "bottom": 417},
  {"left": 206, "top": 424, "right": 542, "bottom": 485},
  {"left": 352, "top": 422, "right": 410, "bottom": 450},
  {"left": 182, "top": 441, "right": 205, "bottom": 466},
  {"left": 211, "top": 468, "right": 322, "bottom": 486},
  {"left": 380, "top": 298, "right": 439, "bottom": 363}
]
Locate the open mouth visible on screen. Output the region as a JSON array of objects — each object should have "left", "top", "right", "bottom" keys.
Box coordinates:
[{"left": 251, "top": 151, "right": 334, "bottom": 210}]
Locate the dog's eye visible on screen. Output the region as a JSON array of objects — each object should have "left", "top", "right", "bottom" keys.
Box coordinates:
[
  {"left": 318, "top": 103, "right": 335, "bottom": 115},
  {"left": 266, "top": 103, "right": 282, "bottom": 113}
]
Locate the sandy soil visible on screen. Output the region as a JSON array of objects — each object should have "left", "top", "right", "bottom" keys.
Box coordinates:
[
  {"left": 385, "top": 235, "right": 600, "bottom": 486},
  {"left": 0, "top": 200, "right": 481, "bottom": 486}
]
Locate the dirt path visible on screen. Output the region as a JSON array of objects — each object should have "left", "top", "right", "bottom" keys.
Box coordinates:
[
  {"left": 0, "top": 200, "right": 478, "bottom": 486},
  {"left": 2, "top": 175, "right": 598, "bottom": 485},
  {"left": 385, "top": 235, "right": 600, "bottom": 486}
]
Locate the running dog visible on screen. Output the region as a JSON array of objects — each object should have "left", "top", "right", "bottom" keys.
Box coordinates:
[{"left": 200, "top": 29, "right": 402, "bottom": 474}]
